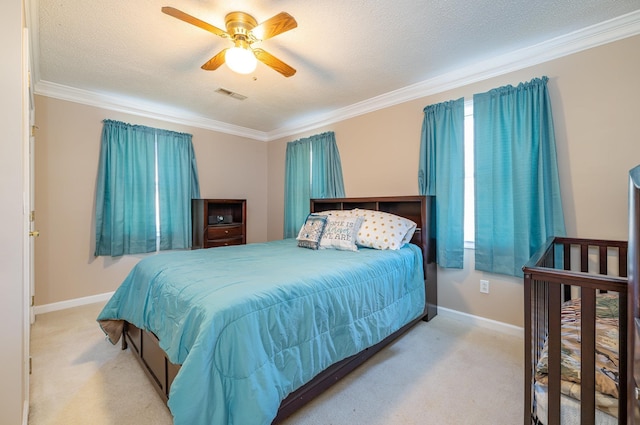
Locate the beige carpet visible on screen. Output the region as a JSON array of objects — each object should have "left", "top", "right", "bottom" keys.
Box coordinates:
[{"left": 29, "top": 302, "right": 523, "bottom": 425}]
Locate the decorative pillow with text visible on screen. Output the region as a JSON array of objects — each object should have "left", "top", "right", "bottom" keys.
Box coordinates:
[{"left": 319, "top": 215, "right": 364, "bottom": 251}]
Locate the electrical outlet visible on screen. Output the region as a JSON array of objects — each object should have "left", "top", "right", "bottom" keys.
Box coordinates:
[{"left": 480, "top": 279, "right": 489, "bottom": 294}]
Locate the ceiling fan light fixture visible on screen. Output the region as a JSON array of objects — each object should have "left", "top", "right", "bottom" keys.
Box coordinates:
[
  {"left": 162, "top": 7, "right": 297, "bottom": 77},
  {"left": 225, "top": 46, "right": 257, "bottom": 74}
]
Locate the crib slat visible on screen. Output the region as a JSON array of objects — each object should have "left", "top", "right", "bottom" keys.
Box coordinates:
[
  {"left": 563, "top": 243, "right": 572, "bottom": 301},
  {"left": 580, "top": 287, "right": 596, "bottom": 425},
  {"left": 548, "top": 283, "right": 562, "bottom": 425},
  {"left": 599, "top": 246, "right": 607, "bottom": 275},
  {"left": 581, "top": 245, "right": 589, "bottom": 273},
  {"left": 619, "top": 245, "right": 628, "bottom": 278},
  {"left": 564, "top": 242, "right": 572, "bottom": 270}
]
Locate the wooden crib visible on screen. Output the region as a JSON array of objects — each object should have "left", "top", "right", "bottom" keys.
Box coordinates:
[{"left": 523, "top": 166, "right": 640, "bottom": 425}]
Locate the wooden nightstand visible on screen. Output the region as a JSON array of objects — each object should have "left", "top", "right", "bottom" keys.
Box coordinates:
[{"left": 191, "top": 199, "right": 246, "bottom": 249}]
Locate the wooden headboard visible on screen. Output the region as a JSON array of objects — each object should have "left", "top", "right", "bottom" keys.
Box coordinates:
[{"left": 310, "top": 195, "right": 437, "bottom": 321}]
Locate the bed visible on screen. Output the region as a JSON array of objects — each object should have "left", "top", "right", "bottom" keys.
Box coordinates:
[
  {"left": 97, "top": 195, "right": 437, "bottom": 425},
  {"left": 523, "top": 165, "right": 640, "bottom": 425}
]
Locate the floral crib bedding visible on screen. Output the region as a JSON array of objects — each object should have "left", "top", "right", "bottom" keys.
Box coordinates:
[{"left": 535, "top": 293, "right": 620, "bottom": 418}]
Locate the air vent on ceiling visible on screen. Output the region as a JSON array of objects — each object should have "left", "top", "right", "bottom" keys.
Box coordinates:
[{"left": 215, "top": 88, "right": 247, "bottom": 101}]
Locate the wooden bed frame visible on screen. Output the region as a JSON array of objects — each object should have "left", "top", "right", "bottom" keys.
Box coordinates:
[
  {"left": 120, "top": 195, "right": 437, "bottom": 423},
  {"left": 523, "top": 166, "right": 640, "bottom": 425}
]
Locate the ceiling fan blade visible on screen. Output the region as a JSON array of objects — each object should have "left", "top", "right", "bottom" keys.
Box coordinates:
[
  {"left": 201, "top": 49, "right": 228, "bottom": 71},
  {"left": 253, "top": 48, "right": 296, "bottom": 77},
  {"left": 161, "top": 6, "right": 229, "bottom": 39},
  {"left": 250, "top": 12, "right": 297, "bottom": 41}
]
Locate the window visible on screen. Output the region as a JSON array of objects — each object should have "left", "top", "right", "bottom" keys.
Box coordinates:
[
  {"left": 94, "top": 120, "right": 201, "bottom": 257},
  {"left": 418, "top": 98, "right": 465, "bottom": 268},
  {"left": 420, "top": 77, "right": 564, "bottom": 276},
  {"left": 473, "top": 77, "right": 565, "bottom": 276},
  {"left": 283, "top": 131, "right": 345, "bottom": 238},
  {"left": 463, "top": 100, "right": 475, "bottom": 247}
]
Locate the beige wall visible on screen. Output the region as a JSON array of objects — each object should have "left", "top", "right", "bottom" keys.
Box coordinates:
[
  {"left": 34, "top": 35, "right": 640, "bottom": 328},
  {"left": 34, "top": 97, "right": 268, "bottom": 305},
  {"left": 267, "top": 35, "right": 640, "bottom": 327}
]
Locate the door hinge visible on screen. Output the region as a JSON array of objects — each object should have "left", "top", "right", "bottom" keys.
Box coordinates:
[
  {"left": 30, "top": 210, "right": 35, "bottom": 222},
  {"left": 29, "top": 357, "right": 32, "bottom": 375},
  {"left": 31, "top": 296, "right": 34, "bottom": 307}
]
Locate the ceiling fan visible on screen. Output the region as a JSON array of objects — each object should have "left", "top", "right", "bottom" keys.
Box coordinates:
[{"left": 161, "top": 6, "right": 297, "bottom": 77}]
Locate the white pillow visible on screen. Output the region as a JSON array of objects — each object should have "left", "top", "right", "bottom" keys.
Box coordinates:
[
  {"left": 319, "top": 215, "right": 364, "bottom": 251},
  {"left": 352, "top": 209, "right": 417, "bottom": 250}
]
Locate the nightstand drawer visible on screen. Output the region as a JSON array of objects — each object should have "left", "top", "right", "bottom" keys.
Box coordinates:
[
  {"left": 208, "top": 238, "right": 244, "bottom": 247},
  {"left": 207, "top": 225, "right": 243, "bottom": 240}
]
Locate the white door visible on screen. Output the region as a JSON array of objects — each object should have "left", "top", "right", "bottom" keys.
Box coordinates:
[
  {"left": 27, "top": 83, "right": 36, "bottom": 324},
  {"left": 23, "top": 26, "right": 36, "bottom": 415}
]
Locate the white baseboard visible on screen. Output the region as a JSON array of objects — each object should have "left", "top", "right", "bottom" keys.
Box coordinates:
[
  {"left": 34, "top": 291, "right": 114, "bottom": 315},
  {"left": 437, "top": 306, "right": 524, "bottom": 338}
]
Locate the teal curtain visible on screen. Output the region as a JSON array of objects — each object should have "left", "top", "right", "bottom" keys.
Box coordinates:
[
  {"left": 310, "top": 132, "right": 346, "bottom": 199},
  {"left": 157, "top": 130, "right": 201, "bottom": 251},
  {"left": 284, "top": 140, "right": 311, "bottom": 238},
  {"left": 95, "top": 120, "right": 200, "bottom": 256},
  {"left": 418, "top": 98, "right": 465, "bottom": 268},
  {"left": 95, "top": 121, "right": 156, "bottom": 256},
  {"left": 284, "top": 131, "right": 345, "bottom": 238},
  {"left": 474, "top": 76, "right": 565, "bottom": 277}
]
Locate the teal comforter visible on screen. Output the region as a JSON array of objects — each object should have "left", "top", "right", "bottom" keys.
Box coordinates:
[{"left": 97, "top": 239, "right": 425, "bottom": 425}]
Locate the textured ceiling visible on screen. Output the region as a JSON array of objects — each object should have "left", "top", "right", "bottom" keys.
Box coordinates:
[{"left": 30, "top": 0, "right": 640, "bottom": 139}]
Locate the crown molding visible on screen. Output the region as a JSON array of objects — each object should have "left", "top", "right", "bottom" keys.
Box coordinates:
[
  {"left": 266, "top": 9, "right": 640, "bottom": 141},
  {"left": 34, "top": 80, "right": 269, "bottom": 141},
  {"left": 29, "top": 8, "right": 640, "bottom": 142}
]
